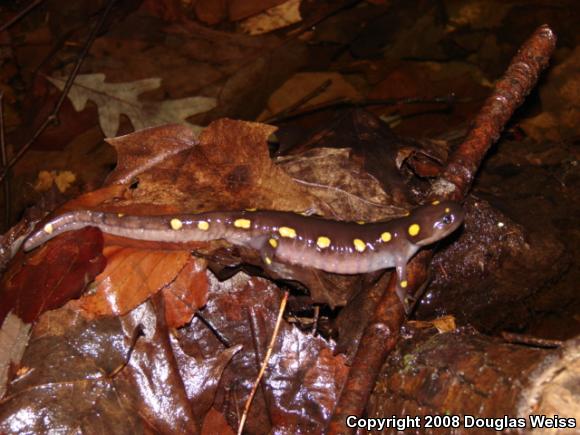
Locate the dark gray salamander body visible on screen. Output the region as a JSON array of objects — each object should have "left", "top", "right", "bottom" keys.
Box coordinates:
[{"left": 24, "top": 201, "right": 464, "bottom": 312}]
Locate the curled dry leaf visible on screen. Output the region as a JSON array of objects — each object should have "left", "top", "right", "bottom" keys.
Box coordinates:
[
  {"left": 276, "top": 147, "right": 403, "bottom": 221},
  {"left": 408, "top": 314, "right": 457, "bottom": 333}
]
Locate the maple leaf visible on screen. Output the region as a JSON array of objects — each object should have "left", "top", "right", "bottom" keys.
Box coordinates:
[{"left": 47, "top": 73, "right": 216, "bottom": 137}]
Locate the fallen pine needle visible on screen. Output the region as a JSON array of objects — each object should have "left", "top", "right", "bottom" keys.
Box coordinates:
[{"left": 237, "top": 291, "right": 289, "bottom": 435}]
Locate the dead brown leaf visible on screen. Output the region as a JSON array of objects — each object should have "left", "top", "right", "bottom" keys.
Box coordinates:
[
  {"left": 106, "top": 120, "right": 324, "bottom": 213},
  {"left": 178, "top": 273, "right": 349, "bottom": 433},
  {"left": 0, "top": 308, "right": 142, "bottom": 433}
]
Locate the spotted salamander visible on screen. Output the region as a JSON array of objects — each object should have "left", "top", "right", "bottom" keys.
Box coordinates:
[{"left": 23, "top": 200, "right": 464, "bottom": 312}]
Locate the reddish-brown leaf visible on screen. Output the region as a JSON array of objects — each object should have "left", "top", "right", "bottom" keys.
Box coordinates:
[
  {"left": 75, "top": 247, "right": 192, "bottom": 317},
  {"left": 162, "top": 258, "right": 210, "bottom": 328},
  {"left": 0, "top": 227, "right": 105, "bottom": 324}
]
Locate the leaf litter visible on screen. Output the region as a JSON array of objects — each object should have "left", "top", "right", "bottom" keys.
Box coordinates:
[{"left": 0, "top": 1, "right": 577, "bottom": 433}]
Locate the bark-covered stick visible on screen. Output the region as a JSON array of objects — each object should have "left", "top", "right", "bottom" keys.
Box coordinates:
[{"left": 432, "top": 24, "right": 557, "bottom": 201}]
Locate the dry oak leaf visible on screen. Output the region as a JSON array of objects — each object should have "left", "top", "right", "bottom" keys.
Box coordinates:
[{"left": 46, "top": 73, "right": 217, "bottom": 138}]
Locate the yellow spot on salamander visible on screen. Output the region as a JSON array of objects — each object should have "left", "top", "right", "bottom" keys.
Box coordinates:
[
  {"left": 197, "top": 221, "right": 209, "bottom": 231},
  {"left": 269, "top": 238, "right": 278, "bottom": 248},
  {"left": 279, "top": 226, "right": 297, "bottom": 238},
  {"left": 353, "top": 239, "right": 366, "bottom": 252},
  {"left": 170, "top": 218, "right": 183, "bottom": 230},
  {"left": 357, "top": 220, "right": 365, "bottom": 225},
  {"left": 44, "top": 223, "right": 54, "bottom": 234},
  {"left": 432, "top": 200, "right": 440, "bottom": 205},
  {"left": 400, "top": 280, "right": 408, "bottom": 288},
  {"left": 445, "top": 208, "right": 450, "bottom": 213},
  {"left": 316, "top": 236, "right": 331, "bottom": 249},
  {"left": 234, "top": 218, "right": 251, "bottom": 229},
  {"left": 245, "top": 208, "right": 257, "bottom": 212},
  {"left": 408, "top": 224, "right": 420, "bottom": 236},
  {"left": 381, "top": 232, "right": 392, "bottom": 242},
  {"left": 264, "top": 256, "right": 272, "bottom": 265}
]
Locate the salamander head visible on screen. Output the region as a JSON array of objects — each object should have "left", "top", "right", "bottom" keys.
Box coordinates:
[{"left": 407, "top": 200, "right": 464, "bottom": 247}]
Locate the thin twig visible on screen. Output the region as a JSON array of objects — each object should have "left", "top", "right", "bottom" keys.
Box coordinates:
[
  {"left": 0, "top": 0, "right": 117, "bottom": 185},
  {"left": 0, "top": 92, "right": 9, "bottom": 229},
  {"left": 501, "top": 331, "right": 563, "bottom": 349},
  {"left": 108, "top": 325, "right": 144, "bottom": 378},
  {"left": 195, "top": 312, "right": 231, "bottom": 348},
  {"left": 237, "top": 291, "right": 289, "bottom": 435},
  {"left": 0, "top": 0, "right": 45, "bottom": 33},
  {"left": 247, "top": 306, "right": 274, "bottom": 428},
  {"left": 311, "top": 305, "right": 319, "bottom": 335},
  {"left": 265, "top": 94, "right": 461, "bottom": 124}
]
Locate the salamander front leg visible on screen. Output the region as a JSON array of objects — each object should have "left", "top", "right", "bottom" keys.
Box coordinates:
[
  {"left": 395, "top": 263, "right": 415, "bottom": 314},
  {"left": 251, "top": 234, "right": 278, "bottom": 268}
]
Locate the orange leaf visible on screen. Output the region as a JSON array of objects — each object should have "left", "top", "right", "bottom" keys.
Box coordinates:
[{"left": 77, "top": 247, "right": 192, "bottom": 316}]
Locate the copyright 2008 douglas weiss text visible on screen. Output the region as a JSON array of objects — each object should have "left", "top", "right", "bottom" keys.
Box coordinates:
[{"left": 346, "top": 414, "right": 577, "bottom": 431}]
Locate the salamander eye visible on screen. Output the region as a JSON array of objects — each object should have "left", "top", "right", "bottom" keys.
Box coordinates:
[{"left": 442, "top": 214, "right": 453, "bottom": 225}]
